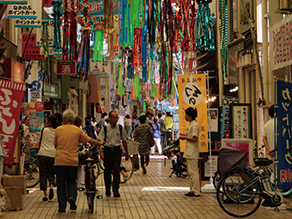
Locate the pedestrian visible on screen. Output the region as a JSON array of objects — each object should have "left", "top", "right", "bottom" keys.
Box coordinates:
[
  {"left": 74, "top": 116, "right": 86, "bottom": 191},
  {"left": 132, "top": 116, "right": 140, "bottom": 129},
  {"left": 151, "top": 118, "right": 162, "bottom": 155},
  {"left": 133, "top": 115, "right": 154, "bottom": 174},
  {"left": 37, "top": 115, "right": 58, "bottom": 202},
  {"left": 179, "top": 107, "right": 200, "bottom": 197},
  {"left": 99, "top": 112, "right": 107, "bottom": 129},
  {"left": 164, "top": 112, "right": 173, "bottom": 129},
  {"left": 22, "top": 116, "right": 32, "bottom": 161},
  {"left": 54, "top": 109, "right": 105, "bottom": 213},
  {"left": 84, "top": 116, "right": 98, "bottom": 139},
  {"left": 98, "top": 111, "right": 130, "bottom": 198},
  {"left": 146, "top": 112, "right": 153, "bottom": 126},
  {"left": 124, "top": 115, "right": 132, "bottom": 137},
  {"left": 158, "top": 113, "right": 166, "bottom": 148},
  {"left": 263, "top": 105, "right": 276, "bottom": 172}
]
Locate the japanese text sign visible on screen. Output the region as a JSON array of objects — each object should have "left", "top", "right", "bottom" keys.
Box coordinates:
[
  {"left": 0, "top": 79, "right": 25, "bottom": 165},
  {"left": 8, "top": 0, "right": 42, "bottom": 28},
  {"left": 276, "top": 80, "right": 292, "bottom": 190},
  {"left": 22, "top": 33, "right": 42, "bottom": 60},
  {"left": 221, "top": 97, "right": 238, "bottom": 140},
  {"left": 79, "top": 0, "right": 119, "bottom": 16},
  {"left": 57, "top": 62, "right": 76, "bottom": 75},
  {"left": 230, "top": 104, "right": 252, "bottom": 139},
  {"left": 178, "top": 74, "right": 208, "bottom": 153}
]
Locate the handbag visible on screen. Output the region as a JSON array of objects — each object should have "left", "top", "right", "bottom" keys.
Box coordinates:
[{"left": 148, "top": 130, "right": 155, "bottom": 147}]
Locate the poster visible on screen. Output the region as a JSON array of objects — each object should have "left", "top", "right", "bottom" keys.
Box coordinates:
[
  {"left": 0, "top": 79, "right": 25, "bottom": 165},
  {"left": 208, "top": 108, "right": 218, "bottom": 132},
  {"left": 204, "top": 155, "right": 218, "bottom": 177},
  {"left": 230, "top": 104, "right": 252, "bottom": 139},
  {"left": 22, "top": 33, "right": 42, "bottom": 60},
  {"left": 177, "top": 74, "right": 208, "bottom": 153},
  {"left": 220, "top": 97, "right": 238, "bottom": 140},
  {"left": 21, "top": 102, "right": 44, "bottom": 133},
  {"left": 276, "top": 80, "right": 292, "bottom": 190}
]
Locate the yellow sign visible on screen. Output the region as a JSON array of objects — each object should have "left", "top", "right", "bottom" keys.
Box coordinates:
[{"left": 178, "top": 74, "right": 208, "bottom": 152}]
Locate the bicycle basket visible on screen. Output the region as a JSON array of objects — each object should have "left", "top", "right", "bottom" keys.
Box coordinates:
[{"left": 218, "top": 146, "right": 248, "bottom": 175}]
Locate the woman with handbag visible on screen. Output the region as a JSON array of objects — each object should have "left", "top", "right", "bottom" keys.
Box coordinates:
[
  {"left": 133, "top": 115, "right": 154, "bottom": 174},
  {"left": 36, "top": 115, "right": 59, "bottom": 201}
]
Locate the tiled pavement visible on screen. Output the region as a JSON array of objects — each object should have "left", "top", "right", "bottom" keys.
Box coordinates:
[{"left": 2, "top": 156, "right": 292, "bottom": 219}]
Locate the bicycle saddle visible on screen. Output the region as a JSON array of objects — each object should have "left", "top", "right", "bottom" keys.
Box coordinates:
[{"left": 254, "top": 157, "right": 273, "bottom": 166}]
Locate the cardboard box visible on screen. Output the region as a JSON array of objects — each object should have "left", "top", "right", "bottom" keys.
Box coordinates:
[
  {"left": 2, "top": 175, "right": 27, "bottom": 195},
  {"left": 5, "top": 186, "right": 23, "bottom": 211}
]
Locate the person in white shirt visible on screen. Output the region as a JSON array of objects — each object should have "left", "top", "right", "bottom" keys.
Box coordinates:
[
  {"left": 179, "top": 107, "right": 200, "bottom": 197},
  {"left": 37, "top": 115, "right": 59, "bottom": 201}
]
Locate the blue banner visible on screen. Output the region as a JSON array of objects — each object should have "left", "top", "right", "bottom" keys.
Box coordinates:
[
  {"left": 276, "top": 80, "right": 292, "bottom": 189},
  {"left": 220, "top": 97, "right": 238, "bottom": 140}
]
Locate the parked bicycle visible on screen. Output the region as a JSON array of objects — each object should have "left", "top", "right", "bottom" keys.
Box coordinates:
[
  {"left": 79, "top": 145, "right": 103, "bottom": 213},
  {"left": 216, "top": 156, "right": 292, "bottom": 218}
]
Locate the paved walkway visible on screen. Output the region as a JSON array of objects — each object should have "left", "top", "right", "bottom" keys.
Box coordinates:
[{"left": 2, "top": 157, "right": 292, "bottom": 218}]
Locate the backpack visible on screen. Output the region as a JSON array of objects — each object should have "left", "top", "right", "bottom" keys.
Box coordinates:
[{"left": 104, "top": 124, "right": 123, "bottom": 141}]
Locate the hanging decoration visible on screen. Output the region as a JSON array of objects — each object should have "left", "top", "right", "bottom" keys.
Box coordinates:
[
  {"left": 189, "top": 0, "right": 196, "bottom": 51},
  {"left": 219, "top": 0, "right": 228, "bottom": 79},
  {"left": 195, "top": 0, "right": 215, "bottom": 51},
  {"left": 92, "top": 21, "right": 104, "bottom": 62},
  {"left": 77, "top": 0, "right": 93, "bottom": 81},
  {"left": 51, "top": 0, "right": 62, "bottom": 52},
  {"left": 62, "top": 0, "right": 78, "bottom": 61},
  {"left": 41, "top": 21, "right": 50, "bottom": 83}
]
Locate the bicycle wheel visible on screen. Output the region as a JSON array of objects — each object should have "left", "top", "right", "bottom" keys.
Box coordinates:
[
  {"left": 217, "top": 168, "right": 262, "bottom": 218},
  {"left": 212, "top": 171, "right": 221, "bottom": 189},
  {"left": 120, "top": 156, "right": 134, "bottom": 183},
  {"left": 24, "top": 161, "right": 40, "bottom": 188},
  {"left": 87, "top": 193, "right": 95, "bottom": 213}
]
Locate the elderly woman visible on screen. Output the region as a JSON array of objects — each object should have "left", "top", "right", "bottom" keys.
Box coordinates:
[
  {"left": 133, "top": 115, "right": 154, "bottom": 174},
  {"left": 54, "top": 109, "right": 105, "bottom": 213}
]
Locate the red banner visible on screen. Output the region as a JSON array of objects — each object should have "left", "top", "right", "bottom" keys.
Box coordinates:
[{"left": 0, "top": 79, "right": 25, "bottom": 165}]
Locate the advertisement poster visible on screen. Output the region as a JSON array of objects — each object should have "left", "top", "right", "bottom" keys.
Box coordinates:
[
  {"left": 208, "top": 108, "right": 218, "bottom": 132},
  {"left": 230, "top": 104, "right": 252, "bottom": 139},
  {"left": 0, "top": 79, "right": 25, "bottom": 165},
  {"left": 177, "top": 74, "right": 208, "bottom": 153},
  {"left": 276, "top": 80, "right": 292, "bottom": 190},
  {"left": 221, "top": 97, "right": 238, "bottom": 140},
  {"left": 21, "top": 102, "right": 44, "bottom": 133}
]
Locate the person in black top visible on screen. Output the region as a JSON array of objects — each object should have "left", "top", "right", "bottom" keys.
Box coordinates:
[{"left": 84, "top": 116, "right": 98, "bottom": 139}]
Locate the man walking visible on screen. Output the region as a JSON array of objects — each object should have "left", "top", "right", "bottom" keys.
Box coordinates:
[
  {"left": 179, "top": 107, "right": 200, "bottom": 197},
  {"left": 98, "top": 111, "right": 130, "bottom": 197}
]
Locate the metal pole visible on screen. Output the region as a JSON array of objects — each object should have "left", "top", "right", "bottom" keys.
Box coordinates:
[{"left": 216, "top": 1, "right": 223, "bottom": 107}]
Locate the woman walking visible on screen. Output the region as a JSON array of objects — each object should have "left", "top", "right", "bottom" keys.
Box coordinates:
[
  {"left": 124, "top": 115, "right": 132, "bottom": 137},
  {"left": 37, "top": 115, "right": 59, "bottom": 201},
  {"left": 151, "top": 118, "right": 161, "bottom": 155},
  {"left": 133, "top": 115, "right": 154, "bottom": 174}
]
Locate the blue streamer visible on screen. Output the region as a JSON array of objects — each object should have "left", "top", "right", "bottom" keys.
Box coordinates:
[{"left": 141, "top": 24, "right": 148, "bottom": 82}]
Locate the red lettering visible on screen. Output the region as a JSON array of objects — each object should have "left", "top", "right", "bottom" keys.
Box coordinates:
[
  {"left": 280, "top": 170, "right": 286, "bottom": 182},
  {"left": 286, "top": 169, "right": 291, "bottom": 183}
]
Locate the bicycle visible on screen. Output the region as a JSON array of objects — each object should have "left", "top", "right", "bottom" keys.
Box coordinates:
[
  {"left": 216, "top": 157, "right": 292, "bottom": 218},
  {"left": 99, "top": 153, "right": 134, "bottom": 183},
  {"left": 79, "top": 145, "right": 103, "bottom": 213}
]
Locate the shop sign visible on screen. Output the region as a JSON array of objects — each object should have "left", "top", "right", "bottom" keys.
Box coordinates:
[
  {"left": 220, "top": 97, "right": 238, "bottom": 140},
  {"left": 271, "top": 15, "right": 292, "bottom": 70},
  {"left": 3, "top": 58, "right": 24, "bottom": 82},
  {"left": 43, "top": 83, "right": 59, "bottom": 98},
  {"left": 79, "top": 0, "right": 119, "bottom": 17},
  {"left": 30, "top": 90, "right": 41, "bottom": 101},
  {"left": 22, "top": 33, "right": 42, "bottom": 60},
  {"left": 57, "top": 61, "right": 76, "bottom": 75},
  {"left": 31, "top": 80, "right": 41, "bottom": 90},
  {"left": 230, "top": 104, "right": 252, "bottom": 139},
  {"left": 99, "top": 101, "right": 105, "bottom": 113},
  {"left": 177, "top": 74, "right": 208, "bottom": 153},
  {"left": 8, "top": 0, "right": 42, "bottom": 28}
]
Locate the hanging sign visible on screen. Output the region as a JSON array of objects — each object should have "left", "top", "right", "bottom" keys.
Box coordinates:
[
  {"left": 230, "top": 104, "right": 252, "bottom": 139},
  {"left": 177, "top": 74, "right": 208, "bottom": 153},
  {"left": 22, "top": 33, "right": 42, "bottom": 60},
  {"left": 57, "top": 61, "right": 76, "bottom": 75},
  {"left": 8, "top": 0, "right": 42, "bottom": 28},
  {"left": 31, "top": 80, "right": 41, "bottom": 90},
  {"left": 221, "top": 97, "right": 238, "bottom": 140},
  {"left": 30, "top": 90, "right": 41, "bottom": 101},
  {"left": 270, "top": 15, "right": 292, "bottom": 71},
  {"left": 79, "top": 0, "right": 119, "bottom": 17},
  {"left": 276, "top": 80, "right": 292, "bottom": 190},
  {"left": 0, "top": 79, "right": 26, "bottom": 165}
]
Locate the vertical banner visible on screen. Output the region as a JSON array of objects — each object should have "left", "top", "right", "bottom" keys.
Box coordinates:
[
  {"left": 220, "top": 97, "right": 238, "bottom": 139},
  {"left": 276, "top": 80, "right": 292, "bottom": 190},
  {"left": 230, "top": 104, "right": 252, "bottom": 139},
  {"left": 0, "top": 79, "right": 25, "bottom": 165},
  {"left": 178, "top": 74, "right": 208, "bottom": 153}
]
